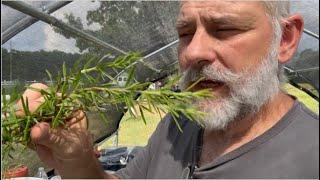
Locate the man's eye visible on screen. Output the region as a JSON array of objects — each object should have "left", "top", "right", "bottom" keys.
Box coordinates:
[
  {"left": 179, "top": 33, "right": 192, "bottom": 38},
  {"left": 215, "top": 29, "right": 241, "bottom": 38},
  {"left": 217, "top": 28, "right": 239, "bottom": 32}
]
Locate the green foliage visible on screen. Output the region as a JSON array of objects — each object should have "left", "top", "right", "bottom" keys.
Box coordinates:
[
  {"left": 1, "top": 52, "right": 212, "bottom": 164},
  {"left": 283, "top": 83, "right": 319, "bottom": 114},
  {"left": 1, "top": 48, "right": 81, "bottom": 81}
]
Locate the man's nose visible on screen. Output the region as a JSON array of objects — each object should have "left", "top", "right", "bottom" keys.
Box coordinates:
[{"left": 184, "top": 29, "right": 217, "bottom": 69}]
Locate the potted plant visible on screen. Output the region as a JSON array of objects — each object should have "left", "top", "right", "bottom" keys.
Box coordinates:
[{"left": 2, "top": 164, "right": 28, "bottom": 178}]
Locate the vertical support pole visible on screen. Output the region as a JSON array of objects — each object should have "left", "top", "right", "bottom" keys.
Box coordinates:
[{"left": 113, "top": 130, "right": 119, "bottom": 147}]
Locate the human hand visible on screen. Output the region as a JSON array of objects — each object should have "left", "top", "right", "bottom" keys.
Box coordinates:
[
  {"left": 30, "top": 120, "right": 104, "bottom": 178},
  {"left": 15, "top": 83, "right": 107, "bottom": 178}
]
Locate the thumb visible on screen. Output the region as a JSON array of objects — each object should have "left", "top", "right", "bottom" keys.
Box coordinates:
[{"left": 30, "top": 122, "right": 61, "bottom": 151}]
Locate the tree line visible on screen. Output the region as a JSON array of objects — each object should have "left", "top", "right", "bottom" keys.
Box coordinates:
[{"left": 2, "top": 48, "right": 81, "bottom": 82}]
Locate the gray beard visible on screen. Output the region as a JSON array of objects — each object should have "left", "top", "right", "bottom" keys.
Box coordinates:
[{"left": 179, "top": 43, "right": 281, "bottom": 130}]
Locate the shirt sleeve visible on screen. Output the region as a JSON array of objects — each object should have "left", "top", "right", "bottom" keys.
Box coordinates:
[{"left": 114, "top": 115, "right": 169, "bottom": 179}]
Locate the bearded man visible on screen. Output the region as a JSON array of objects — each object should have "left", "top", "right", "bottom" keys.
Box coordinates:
[{"left": 17, "top": 1, "right": 318, "bottom": 179}]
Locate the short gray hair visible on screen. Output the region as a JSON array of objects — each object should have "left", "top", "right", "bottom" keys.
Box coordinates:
[
  {"left": 261, "top": 1, "right": 290, "bottom": 20},
  {"left": 261, "top": 1, "right": 291, "bottom": 39}
]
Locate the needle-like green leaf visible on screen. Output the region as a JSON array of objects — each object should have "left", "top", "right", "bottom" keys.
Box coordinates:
[{"left": 1, "top": 52, "right": 212, "bottom": 169}]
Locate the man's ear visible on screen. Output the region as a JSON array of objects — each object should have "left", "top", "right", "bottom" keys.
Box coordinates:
[{"left": 278, "top": 14, "right": 304, "bottom": 63}]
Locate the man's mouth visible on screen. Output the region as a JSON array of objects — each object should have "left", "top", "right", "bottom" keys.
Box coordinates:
[{"left": 191, "top": 79, "right": 225, "bottom": 90}]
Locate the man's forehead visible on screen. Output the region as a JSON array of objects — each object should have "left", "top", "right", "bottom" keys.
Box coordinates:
[
  {"left": 178, "top": 1, "right": 263, "bottom": 18},
  {"left": 180, "top": 1, "right": 261, "bottom": 7}
]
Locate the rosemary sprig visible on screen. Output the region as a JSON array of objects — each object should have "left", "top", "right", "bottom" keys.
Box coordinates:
[{"left": 1, "top": 52, "right": 213, "bottom": 162}]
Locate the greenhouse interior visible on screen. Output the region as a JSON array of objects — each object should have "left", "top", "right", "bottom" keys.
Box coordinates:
[{"left": 1, "top": 0, "right": 319, "bottom": 179}]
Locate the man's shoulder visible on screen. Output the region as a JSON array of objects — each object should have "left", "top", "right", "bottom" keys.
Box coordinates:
[
  {"left": 280, "top": 100, "right": 319, "bottom": 147},
  {"left": 151, "top": 113, "right": 200, "bottom": 144},
  {"left": 159, "top": 113, "right": 198, "bottom": 129},
  {"left": 265, "top": 100, "right": 319, "bottom": 151},
  {"left": 292, "top": 100, "right": 319, "bottom": 125}
]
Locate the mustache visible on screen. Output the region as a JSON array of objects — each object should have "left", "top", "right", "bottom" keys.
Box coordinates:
[{"left": 179, "top": 65, "right": 241, "bottom": 89}]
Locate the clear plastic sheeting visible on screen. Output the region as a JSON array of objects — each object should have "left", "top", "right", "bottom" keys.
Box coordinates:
[
  {"left": 1, "top": 1, "right": 181, "bottom": 146},
  {"left": 291, "top": 0, "right": 319, "bottom": 35},
  {"left": 1, "top": 1, "right": 72, "bottom": 44},
  {"left": 1, "top": 1, "right": 58, "bottom": 33},
  {"left": 134, "top": 43, "right": 179, "bottom": 83},
  {"left": 2, "top": 21, "right": 81, "bottom": 81},
  {"left": 50, "top": 1, "right": 179, "bottom": 55},
  {"left": 286, "top": 0, "right": 319, "bottom": 95},
  {"left": 285, "top": 32, "right": 319, "bottom": 94}
]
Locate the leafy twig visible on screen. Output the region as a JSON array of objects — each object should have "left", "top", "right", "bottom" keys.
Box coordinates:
[{"left": 1, "top": 52, "right": 213, "bottom": 165}]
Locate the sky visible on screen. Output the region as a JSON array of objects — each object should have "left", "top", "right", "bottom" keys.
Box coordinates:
[{"left": 2, "top": 1, "right": 101, "bottom": 54}]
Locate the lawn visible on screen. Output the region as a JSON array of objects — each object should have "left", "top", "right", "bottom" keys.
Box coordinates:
[
  {"left": 282, "top": 83, "right": 319, "bottom": 113},
  {"left": 97, "top": 109, "right": 163, "bottom": 149},
  {"left": 98, "top": 83, "right": 319, "bottom": 149}
]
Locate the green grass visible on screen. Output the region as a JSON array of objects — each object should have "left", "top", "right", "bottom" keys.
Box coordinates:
[
  {"left": 98, "top": 109, "right": 163, "bottom": 149},
  {"left": 283, "top": 83, "right": 319, "bottom": 114},
  {"left": 99, "top": 83, "right": 319, "bottom": 149}
]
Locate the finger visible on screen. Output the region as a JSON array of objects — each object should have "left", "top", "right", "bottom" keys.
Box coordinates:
[
  {"left": 31, "top": 122, "right": 90, "bottom": 154},
  {"left": 22, "top": 83, "right": 48, "bottom": 101},
  {"left": 30, "top": 122, "right": 51, "bottom": 145},
  {"left": 65, "top": 110, "right": 88, "bottom": 130},
  {"left": 15, "top": 83, "right": 48, "bottom": 117},
  {"left": 15, "top": 96, "right": 45, "bottom": 117}
]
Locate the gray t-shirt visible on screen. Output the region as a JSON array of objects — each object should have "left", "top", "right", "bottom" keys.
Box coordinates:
[{"left": 115, "top": 100, "right": 319, "bottom": 179}]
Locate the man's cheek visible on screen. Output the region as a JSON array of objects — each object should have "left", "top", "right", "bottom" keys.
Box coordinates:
[{"left": 178, "top": 57, "right": 189, "bottom": 71}]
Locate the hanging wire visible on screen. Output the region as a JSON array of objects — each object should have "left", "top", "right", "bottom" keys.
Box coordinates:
[
  {"left": 114, "top": 39, "right": 179, "bottom": 79},
  {"left": 303, "top": 29, "right": 319, "bottom": 39}
]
